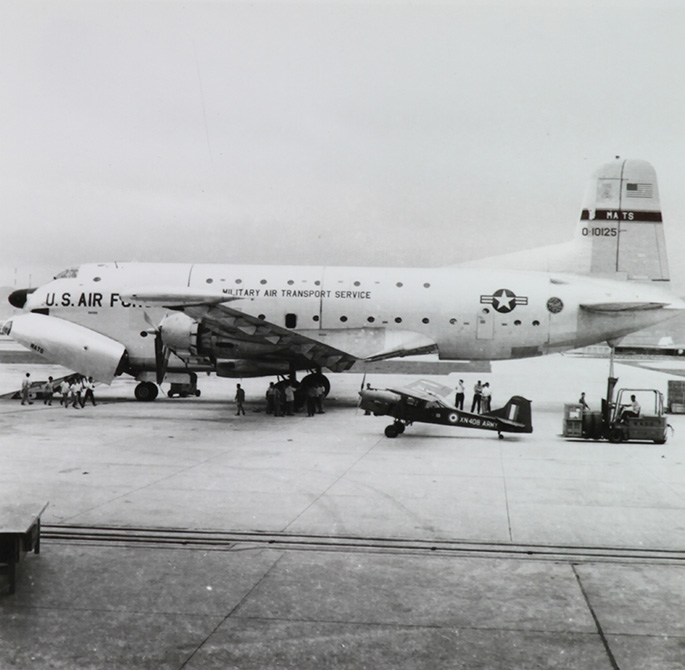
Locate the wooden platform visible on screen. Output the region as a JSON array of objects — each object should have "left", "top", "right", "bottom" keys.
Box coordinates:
[{"left": 0, "top": 502, "right": 49, "bottom": 595}]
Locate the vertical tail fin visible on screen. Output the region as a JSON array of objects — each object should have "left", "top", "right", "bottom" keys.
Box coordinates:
[
  {"left": 576, "top": 158, "right": 669, "bottom": 282},
  {"left": 487, "top": 395, "right": 533, "bottom": 433}
]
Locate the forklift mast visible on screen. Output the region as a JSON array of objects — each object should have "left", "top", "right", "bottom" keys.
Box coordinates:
[{"left": 602, "top": 376, "right": 619, "bottom": 427}]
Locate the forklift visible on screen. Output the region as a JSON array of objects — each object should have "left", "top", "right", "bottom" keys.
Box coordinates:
[{"left": 563, "top": 350, "right": 670, "bottom": 444}]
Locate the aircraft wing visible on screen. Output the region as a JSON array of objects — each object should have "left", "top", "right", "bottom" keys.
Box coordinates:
[
  {"left": 180, "top": 302, "right": 358, "bottom": 372},
  {"left": 386, "top": 378, "right": 456, "bottom": 407},
  {"left": 123, "top": 288, "right": 438, "bottom": 371}
]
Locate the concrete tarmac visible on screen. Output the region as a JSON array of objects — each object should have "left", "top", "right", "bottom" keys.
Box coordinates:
[{"left": 1, "top": 354, "right": 685, "bottom": 669}]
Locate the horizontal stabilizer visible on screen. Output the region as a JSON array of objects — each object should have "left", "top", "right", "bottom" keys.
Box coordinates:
[
  {"left": 363, "top": 334, "right": 438, "bottom": 362},
  {"left": 580, "top": 301, "right": 668, "bottom": 313}
]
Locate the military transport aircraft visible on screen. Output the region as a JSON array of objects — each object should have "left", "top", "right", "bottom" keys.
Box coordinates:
[
  {"left": 4, "top": 158, "right": 684, "bottom": 401},
  {"left": 359, "top": 379, "right": 533, "bottom": 439}
]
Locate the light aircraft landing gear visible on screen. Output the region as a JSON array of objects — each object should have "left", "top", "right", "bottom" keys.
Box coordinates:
[
  {"left": 134, "top": 381, "right": 159, "bottom": 402},
  {"left": 384, "top": 422, "right": 406, "bottom": 438}
]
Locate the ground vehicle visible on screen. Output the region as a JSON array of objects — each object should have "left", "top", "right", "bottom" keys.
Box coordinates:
[
  {"left": 166, "top": 372, "right": 201, "bottom": 398},
  {"left": 564, "top": 377, "right": 669, "bottom": 444}
]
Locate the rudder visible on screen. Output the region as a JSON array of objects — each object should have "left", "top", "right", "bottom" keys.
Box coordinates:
[{"left": 575, "top": 158, "right": 669, "bottom": 283}]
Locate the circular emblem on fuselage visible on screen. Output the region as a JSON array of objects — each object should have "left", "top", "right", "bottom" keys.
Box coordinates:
[
  {"left": 547, "top": 297, "right": 564, "bottom": 314},
  {"left": 480, "top": 288, "right": 529, "bottom": 314}
]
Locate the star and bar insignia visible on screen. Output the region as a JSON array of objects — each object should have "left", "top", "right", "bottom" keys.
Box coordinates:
[{"left": 480, "top": 288, "right": 528, "bottom": 313}]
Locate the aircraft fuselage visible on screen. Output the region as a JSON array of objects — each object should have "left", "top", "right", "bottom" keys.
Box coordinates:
[{"left": 14, "top": 261, "right": 683, "bottom": 378}]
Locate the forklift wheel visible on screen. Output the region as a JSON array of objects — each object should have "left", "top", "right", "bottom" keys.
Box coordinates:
[{"left": 609, "top": 427, "right": 624, "bottom": 443}]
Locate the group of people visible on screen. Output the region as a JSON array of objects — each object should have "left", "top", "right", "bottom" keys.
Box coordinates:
[
  {"left": 20, "top": 372, "right": 97, "bottom": 408},
  {"left": 455, "top": 379, "right": 492, "bottom": 414},
  {"left": 234, "top": 381, "right": 327, "bottom": 417}
]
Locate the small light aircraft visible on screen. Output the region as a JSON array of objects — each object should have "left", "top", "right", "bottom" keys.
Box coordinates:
[
  {"left": 3, "top": 159, "right": 684, "bottom": 401},
  {"left": 359, "top": 379, "right": 533, "bottom": 439}
]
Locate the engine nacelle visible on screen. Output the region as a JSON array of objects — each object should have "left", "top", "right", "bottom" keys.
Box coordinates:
[
  {"left": 2, "top": 313, "right": 126, "bottom": 384},
  {"left": 159, "top": 313, "right": 200, "bottom": 356}
]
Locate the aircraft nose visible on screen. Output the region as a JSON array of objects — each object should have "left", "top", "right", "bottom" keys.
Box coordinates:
[{"left": 8, "top": 288, "right": 36, "bottom": 309}]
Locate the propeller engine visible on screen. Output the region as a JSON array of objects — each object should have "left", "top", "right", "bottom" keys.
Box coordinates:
[{"left": 142, "top": 312, "right": 200, "bottom": 384}]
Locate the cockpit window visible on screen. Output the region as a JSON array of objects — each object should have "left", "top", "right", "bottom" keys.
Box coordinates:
[{"left": 54, "top": 267, "right": 79, "bottom": 279}]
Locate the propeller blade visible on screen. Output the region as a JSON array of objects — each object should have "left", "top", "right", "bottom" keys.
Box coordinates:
[
  {"left": 143, "top": 311, "right": 158, "bottom": 331},
  {"left": 153, "top": 332, "right": 169, "bottom": 385}
]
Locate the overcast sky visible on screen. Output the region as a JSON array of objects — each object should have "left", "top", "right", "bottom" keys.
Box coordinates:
[{"left": 2, "top": 0, "right": 685, "bottom": 290}]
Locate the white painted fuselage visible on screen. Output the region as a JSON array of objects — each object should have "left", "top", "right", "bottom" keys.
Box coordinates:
[{"left": 17, "top": 261, "right": 683, "bottom": 377}]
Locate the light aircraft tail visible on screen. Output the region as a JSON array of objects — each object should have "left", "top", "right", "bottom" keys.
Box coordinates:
[
  {"left": 486, "top": 395, "right": 533, "bottom": 434},
  {"left": 462, "top": 158, "right": 670, "bottom": 284}
]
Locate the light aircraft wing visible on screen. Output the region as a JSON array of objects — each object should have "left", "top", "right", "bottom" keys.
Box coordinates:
[
  {"left": 123, "top": 289, "right": 437, "bottom": 371},
  {"left": 386, "top": 378, "right": 456, "bottom": 407}
]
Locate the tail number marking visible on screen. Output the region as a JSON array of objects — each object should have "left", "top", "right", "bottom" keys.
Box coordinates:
[{"left": 582, "top": 227, "right": 618, "bottom": 237}]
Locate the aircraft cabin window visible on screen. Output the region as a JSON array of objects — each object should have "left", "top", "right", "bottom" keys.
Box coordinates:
[
  {"left": 340, "top": 316, "right": 348, "bottom": 322},
  {"left": 315, "top": 280, "right": 321, "bottom": 286},
  {"left": 354, "top": 281, "right": 360, "bottom": 286},
  {"left": 449, "top": 318, "right": 457, "bottom": 325},
  {"left": 482, "top": 308, "right": 490, "bottom": 314},
  {"left": 422, "top": 318, "right": 430, "bottom": 324},
  {"left": 258, "top": 314, "right": 266, "bottom": 320},
  {"left": 396, "top": 282, "right": 403, "bottom": 287},
  {"left": 423, "top": 283, "right": 430, "bottom": 288},
  {"left": 313, "top": 315, "right": 320, "bottom": 322},
  {"left": 514, "top": 320, "right": 521, "bottom": 326},
  {"left": 260, "top": 279, "right": 267, "bottom": 285},
  {"left": 93, "top": 277, "right": 101, "bottom": 282},
  {"left": 367, "top": 316, "right": 375, "bottom": 323},
  {"left": 285, "top": 313, "right": 297, "bottom": 329},
  {"left": 288, "top": 280, "right": 294, "bottom": 285},
  {"left": 235, "top": 279, "right": 242, "bottom": 284},
  {"left": 395, "top": 317, "right": 403, "bottom": 324},
  {"left": 206, "top": 278, "right": 213, "bottom": 284},
  {"left": 533, "top": 320, "right": 540, "bottom": 326}
]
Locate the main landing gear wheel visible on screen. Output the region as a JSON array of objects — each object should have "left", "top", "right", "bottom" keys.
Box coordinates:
[
  {"left": 300, "top": 373, "right": 330, "bottom": 396},
  {"left": 135, "top": 381, "right": 159, "bottom": 402}
]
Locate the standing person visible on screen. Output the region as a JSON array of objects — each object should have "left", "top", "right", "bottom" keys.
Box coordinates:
[
  {"left": 82, "top": 377, "right": 97, "bottom": 406},
  {"left": 306, "top": 384, "right": 318, "bottom": 417},
  {"left": 21, "top": 373, "right": 33, "bottom": 405},
  {"left": 578, "top": 392, "right": 590, "bottom": 411},
  {"left": 235, "top": 383, "right": 246, "bottom": 416},
  {"left": 59, "top": 378, "right": 70, "bottom": 406},
  {"left": 272, "top": 384, "right": 284, "bottom": 417},
  {"left": 481, "top": 382, "right": 492, "bottom": 413},
  {"left": 265, "top": 382, "right": 275, "bottom": 415},
  {"left": 69, "top": 377, "right": 83, "bottom": 409},
  {"left": 455, "top": 380, "right": 465, "bottom": 410},
  {"left": 471, "top": 380, "right": 483, "bottom": 413},
  {"left": 315, "top": 383, "right": 326, "bottom": 414},
  {"left": 43, "top": 376, "right": 55, "bottom": 405},
  {"left": 284, "top": 383, "right": 295, "bottom": 416}
]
